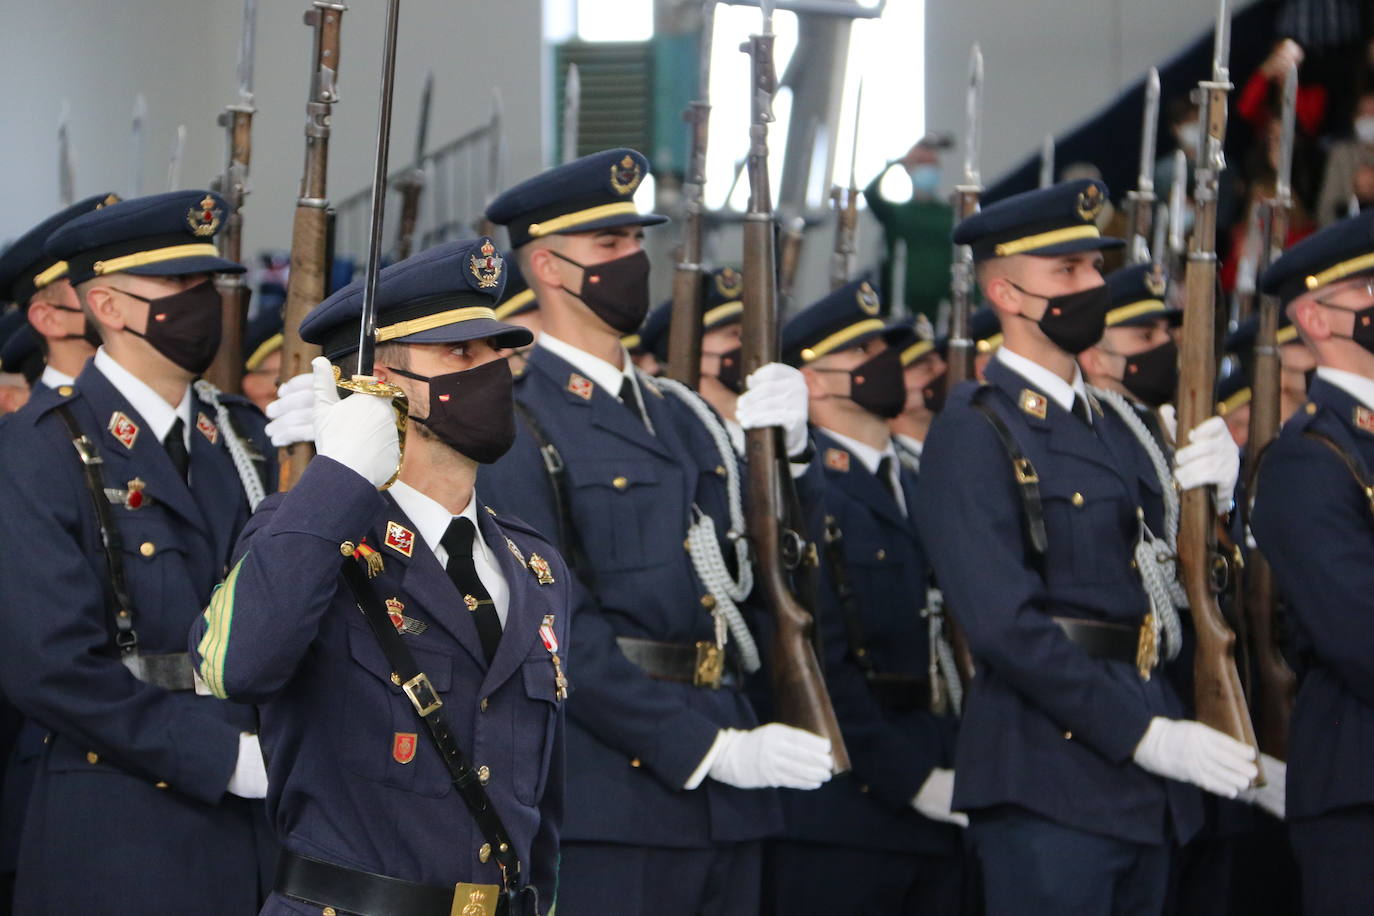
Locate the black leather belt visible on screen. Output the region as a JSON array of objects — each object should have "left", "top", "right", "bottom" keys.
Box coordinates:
[
  {"left": 866, "top": 674, "right": 932, "bottom": 711},
  {"left": 616, "top": 637, "right": 742, "bottom": 689},
  {"left": 276, "top": 852, "right": 519, "bottom": 916},
  {"left": 1053, "top": 617, "right": 1141, "bottom": 666}
]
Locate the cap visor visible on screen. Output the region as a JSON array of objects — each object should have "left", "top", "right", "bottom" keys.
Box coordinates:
[
  {"left": 1026, "top": 236, "right": 1126, "bottom": 257},
  {"left": 122, "top": 255, "right": 246, "bottom": 277},
  {"left": 554, "top": 212, "right": 670, "bottom": 237},
  {"left": 396, "top": 317, "right": 533, "bottom": 351}
]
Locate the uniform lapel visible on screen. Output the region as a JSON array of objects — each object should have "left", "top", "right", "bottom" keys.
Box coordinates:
[
  {"left": 984, "top": 360, "right": 1120, "bottom": 477},
  {"left": 815, "top": 429, "right": 907, "bottom": 529},
  {"left": 475, "top": 505, "right": 544, "bottom": 695},
  {"left": 528, "top": 345, "right": 673, "bottom": 460},
  {"left": 187, "top": 392, "right": 245, "bottom": 566}
]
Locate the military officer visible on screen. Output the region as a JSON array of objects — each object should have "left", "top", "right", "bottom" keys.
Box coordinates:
[
  {"left": 478, "top": 148, "right": 833, "bottom": 916},
  {"left": 624, "top": 298, "right": 671, "bottom": 376},
  {"left": 885, "top": 316, "right": 947, "bottom": 471},
  {"left": 915, "top": 179, "right": 1258, "bottom": 915},
  {"left": 494, "top": 261, "right": 540, "bottom": 375},
  {"left": 0, "top": 194, "right": 120, "bottom": 396},
  {"left": 240, "top": 309, "right": 285, "bottom": 414},
  {"left": 190, "top": 238, "right": 564, "bottom": 916},
  {"left": 1077, "top": 263, "right": 1180, "bottom": 419},
  {"left": 1250, "top": 209, "right": 1374, "bottom": 915},
  {"left": 0, "top": 312, "right": 36, "bottom": 415},
  {"left": 0, "top": 190, "right": 280, "bottom": 914},
  {"left": 1225, "top": 311, "right": 1315, "bottom": 425},
  {"left": 764, "top": 278, "right": 966, "bottom": 915}
]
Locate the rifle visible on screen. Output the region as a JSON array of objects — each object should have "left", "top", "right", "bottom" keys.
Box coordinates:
[
  {"left": 828, "top": 80, "right": 862, "bottom": 291},
  {"left": 129, "top": 94, "right": 147, "bottom": 198},
  {"left": 57, "top": 102, "right": 75, "bottom": 207},
  {"left": 278, "top": 0, "right": 348, "bottom": 490},
  {"left": 946, "top": 44, "right": 983, "bottom": 388},
  {"left": 1125, "top": 68, "right": 1160, "bottom": 265},
  {"left": 667, "top": 0, "right": 716, "bottom": 389},
  {"left": 393, "top": 71, "right": 433, "bottom": 262},
  {"left": 1177, "top": 0, "right": 1260, "bottom": 767},
  {"left": 1038, "top": 133, "right": 1054, "bottom": 189},
  {"left": 1243, "top": 60, "right": 1298, "bottom": 760},
  {"left": 206, "top": 0, "right": 258, "bottom": 394},
  {"left": 740, "top": 1, "right": 849, "bottom": 773},
  {"left": 562, "top": 63, "right": 581, "bottom": 165},
  {"left": 475, "top": 88, "right": 503, "bottom": 239}
]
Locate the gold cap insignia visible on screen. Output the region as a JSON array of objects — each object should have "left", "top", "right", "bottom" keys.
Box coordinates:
[
  {"left": 715, "top": 267, "right": 743, "bottom": 299},
  {"left": 469, "top": 239, "right": 504, "bottom": 289},
  {"left": 99, "top": 194, "right": 121, "bottom": 209},
  {"left": 856, "top": 281, "right": 881, "bottom": 316},
  {"left": 1076, "top": 184, "right": 1103, "bottom": 222},
  {"left": 1144, "top": 265, "right": 1167, "bottom": 297},
  {"left": 187, "top": 195, "right": 222, "bottom": 237},
  {"left": 610, "top": 155, "right": 643, "bottom": 196},
  {"left": 1019, "top": 389, "right": 1049, "bottom": 419}
]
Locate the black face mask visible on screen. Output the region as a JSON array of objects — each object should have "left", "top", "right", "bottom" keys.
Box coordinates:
[
  {"left": 387, "top": 359, "right": 516, "bottom": 465},
  {"left": 1317, "top": 300, "right": 1374, "bottom": 356},
  {"left": 1010, "top": 280, "right": 1111, "bottom": 355},
  {"left": 707, "top": 346, "right": 744, "bottom": 394},
  {"left": 847, "top": 347, "right": 908, "bottom": 419},
  {"left": 551, "top": 249, "right": 652, "bottom": 334},
  {"left": 919, "top": 370, "right": 948, "bottom": 414},
  {"left": 51, "top": 304, "right": 102, "bottom": 347},
  {"left": 120, "top": 281, "right": 223, "bottom": 375},
  {"left": 1116, "top": 340, "right": 1179, "bottom": 408}
]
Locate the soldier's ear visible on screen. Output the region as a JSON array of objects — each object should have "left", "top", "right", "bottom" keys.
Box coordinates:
[
  {"left": 527, "top": 245, "right": 565, "bottom": 291},
  {"left": 81, "top": 284, "right": 127, "bottom": 333},
  {"left": 1291, "top": 298, "right": 1326, "bottom": 342}
]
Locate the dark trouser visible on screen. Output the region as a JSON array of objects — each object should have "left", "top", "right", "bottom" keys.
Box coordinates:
[
  {"left": 764, "top": 840, "right": 965, "bottom": 916},
  {"left": 970, "top": 807, "right": 1169, "bottom": 916},
  {"left": 1289, "top": 805, "right": 1374, "bottom": 915},
  {"left": 555, "top": 840, "right": 761, "bottom": 916}
]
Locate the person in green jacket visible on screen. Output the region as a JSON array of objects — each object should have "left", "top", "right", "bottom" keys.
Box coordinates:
[{"left": 864, "top": 134, "right": 955, "bottom": 324}]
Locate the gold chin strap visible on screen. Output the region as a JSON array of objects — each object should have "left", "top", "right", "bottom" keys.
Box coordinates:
[{"left": 333, "top": 366, "right": 409, "bottom": 490}]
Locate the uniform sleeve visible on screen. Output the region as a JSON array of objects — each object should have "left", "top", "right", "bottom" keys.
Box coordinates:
[
  {"left": 478, "top": 421, "right": 722, "bottom": 790},
  {"left": 0, "top": 422, "right": 241, "bottom": 805},
  {"left": 1251, "top": 431, "right": 1374, "bottom": 707},
  {"left": 189, "top": 456, "right": 385, "bottom": 704},
  {"left": 863, "top": 167, "right": 899, "bottom": 224},
  {"left": 530, "top": 705, "right": 563, "bottom": 908},
  {"left": 914, "top": 404, "right": 1154, "bottom": 762}
]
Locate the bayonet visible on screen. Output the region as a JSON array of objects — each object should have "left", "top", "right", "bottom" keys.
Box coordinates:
[
  {"left": 476, "top": 86, "right": 504, "bottom": 237},
  {"left": 129, "top": 94, "right": 147, "bottom": 197},
  {"left": 829, "top": 78, "right": 862, "bottom": 289},
  {"left": 963, "top": 44, "right": 983, "bottom": 188},
  {"left": 237, "top": 0, "right": 257, "bottom": 104},
  {"left": 1039, "top": 133, "right": 1054, "bottom": 188},
  {"left": 57, "top": 102, "right": 75, "bottom": 206},
  {"left": 1126, "top": 68, "right": 1160, "bottom": 263},
  {"left": 1168, "top": 149, "right": 1187, "bottom": 258},
  {"left": 946, "top": 42, "right": 984, "bottom": 394},
  {"left": 392, "top": 71, "right": 433, "bottom": 260},
  {"left": 166, "top": 125, "right": 186, "bottom": 191},
  {"left": 562, "top": 63, "right": 582, "bottom": 164}
]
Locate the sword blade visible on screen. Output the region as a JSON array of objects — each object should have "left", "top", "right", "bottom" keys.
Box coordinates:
[{"left": 356, "top": 0, "right": 403, "bottom": 369}]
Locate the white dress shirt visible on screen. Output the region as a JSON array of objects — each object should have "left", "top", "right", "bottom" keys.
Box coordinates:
[
  {"left": 1316, "top": 366, "right": 1374, "bottom": 410},
  {"left": 388, "top": 481, "right": 510, "bottom": 626},
  {"left": 93, "top": 348, "right": 192, "bottom": 451},
  {"left": 539, "top": 332, "right": 652, "bottom": 432},
  {"left": 819, "top": 426, "right": 907, "bottom": 516},
  {"left": 997, "top": 345, "right": 1091, "bottom": 420},
  {"left": 40, "top": 365, "right": 76, "bottom": 389},
  {"left": 893, "top": 433, "right": 924, "bottom": 459}
]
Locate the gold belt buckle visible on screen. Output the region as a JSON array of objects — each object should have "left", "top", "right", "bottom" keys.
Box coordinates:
[
  {"left": 451, "top": 882, "right": 500, "bottom": 916},
  {"left": 402, "top": 672, "right": 443, "bottom": 716},
  {"left": 1136, "top": 613, "right": 1158, "bottom": 681},
  {"left": 694, "top": 641, "right": 725, "bottom": 689}
]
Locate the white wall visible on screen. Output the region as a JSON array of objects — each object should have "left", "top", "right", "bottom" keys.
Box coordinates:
[{"left": 0, "top": 0, "right": 545, "bottom": 258}]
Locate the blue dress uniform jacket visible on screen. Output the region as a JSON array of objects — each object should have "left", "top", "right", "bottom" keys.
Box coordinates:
[
  {"left": 914, "top": 359, "right": 1201, "bottom": 846},
  {"left": 476, "top": 345, "right": 783, "bottom": 848},
  {"left": 1251, "top": 377, "right": 1374, "bottom": 821},
  {"left": 0, "top": 361, "right": 275, "bottom": 915},
  {"left": 782, "top": 429, "right": 959, "bottom": 856},
  {"left": 188, "top": 456, "right": 569, "bottom": 912}
]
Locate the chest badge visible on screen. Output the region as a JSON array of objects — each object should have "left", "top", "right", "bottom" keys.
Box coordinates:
[
  {"left": 1355, "top": 406, "right": 1374, "bottom": 435},
  {"left": 386, "top": 597, "right": 428, "bottom": 635},
  {"left": 1019, "top": 389, "right": 1049, "bottom": 420},
  {"left": 384, "top": 521, "right": 415, "bottom": 557},
  {"left": 108, "top": 411, "right": 140, "bottom": 450},
  {"left": 540, "top": 614, "right": 569, "bottom": 701},
  {"left": 567, "top": 373, "right": 594, "bottom": 401},
  {"left": 824, "top": 448, "right": 850, "bottom": 473},
  {"left": 528, "top": 553, "right": 556, "bottom": 585},
  {"left": 392, "top": 732, "right": 418, "bottom": 765},
  {"left": 195, "top": 412, "right": 218, "bottom": 444},
  {"left": 124, "top": 478, "right": 146, "bottom": 510},
  {"left": 505, "top": 537, "right": 526, "bottom": 567}
]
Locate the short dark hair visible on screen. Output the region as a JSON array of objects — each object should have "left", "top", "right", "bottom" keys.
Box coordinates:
[{"left": 331, "top": 341, "right": 410, "bottom": 378}]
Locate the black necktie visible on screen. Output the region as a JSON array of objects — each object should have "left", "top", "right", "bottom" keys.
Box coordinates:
[
  {"left": 1072, "top": 394, "right": 1094, "bottom": 427},
  {"left": 440, "top": 518, "right": 501, "bottom": 664},
  {"left": 163, "top": 417, "right": 189, "bottom": 482},
  {"left": 619, "top": 376, "right": 645, "bottom": 427},
  {"left": 877, "top": 455, "right": 902, "bottom": 506}
]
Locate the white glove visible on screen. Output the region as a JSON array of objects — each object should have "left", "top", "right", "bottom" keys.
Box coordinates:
[
  {"left": 911, "top": 767, "right": 968, "bottom": 827},
  {"left": 264, "top": 372, "right": 315, "bottom": 447},
  {"left": 707, "top": 723, "right": 834, "bottom": 790},
  {"left": 311, "top": 356, "right": 401, "bottom": 489},
  {"left": 1173, "top": 416, "right": 1240, "bottom": 510},
  {"left": 1132, "top": 716, "right": 1258, "bottom": 798},
  {"left": 1239, "top": 753, "right": 1286, "bottom": 819},
  {"left": 737, "top": 362, "right": 811, "bottom": 459},
  {"left": 226, "top": 732, "right": 268, "bottom": 799}
]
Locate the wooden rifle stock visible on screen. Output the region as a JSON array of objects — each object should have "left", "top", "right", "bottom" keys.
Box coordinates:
[
  {"left": 666, "top": 99, "right": 710, "bottom": 389},
  {"left": 278, "top": 1, "right": 346, "bottom": 490}
]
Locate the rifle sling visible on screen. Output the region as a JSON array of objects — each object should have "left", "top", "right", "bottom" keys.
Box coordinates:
[
  {"left": 339, "top": 558, "right": 528, "bottom": 901},
  {"left": 1301, "top": 429, "right": 1374, "bottom": 517},
  {"left": 512, "top": 400, "right": 596, "bottom": 589},
  {"left": 820, "top": 514, "right": 877, "bottom": 679},
  {"left": 969, "top": 386, "right": 1049, "bottom": 562}
]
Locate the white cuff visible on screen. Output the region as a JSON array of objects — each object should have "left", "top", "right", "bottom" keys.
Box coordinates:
[{"left": 683, "top": 729, "right": 732, "bottom": 790}]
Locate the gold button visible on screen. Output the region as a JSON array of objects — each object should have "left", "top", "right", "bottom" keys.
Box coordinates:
[
  {"left": 875, "top": 549, "right": 887, "bottom": 561},
  {"left": 715, "top": 465, "right": 727, "bottom": 477},
  {"left": 139, "top": 541, "right": 155, "bottom": 557},
  {"left": 630, "top": 757, "right": 642, "bottom": 768},
  {"left": 859, "top": 783, "right": 870, "bottom": 794},
  {"left": 684, "top": 539, "right": 691, "bottom": 551},
  {"left": 155, "top": 781, "right": 169, "bottom": 789},
  {"left": 1136, "top": 507, "right": 1145, "bottom": 520},
  {"left": 1071, "top": 492, "right": 1084, "bottom": 507},
  {"left": 322, "top": 908, "right": 337, "bottom": 916},
  {"left": 57, "top": 385, "right": 73, "bottom": 397},
  {"left": 1064, "top": 731, "right": 1073, "bottom": 740},
  {"left": 612, "top": 476, "right": 629, "bottom": 491},
  {"left": 700, "top": 594, "right": 716, "bottom": 609},
  {"left": 340, "top": 541, "right": 355, "bottom": 557},
  {"left": 480, "top": 697, "right": 489, "bottom": 712},
  {"left": 86, "top": 751, "right": 99, "bottom": 765},
  {"left": 479, "top": 842, "right": 492, "bottom": 863},
  {"left": 1305, "top": 402, "right": 1317, "bottom": 415},
  {"left": 478, "top": 765, "right": 490, "bottom": 785},
  {"left": 42, "top": 734, "right": 50, "bottom": 744},
  {"left": 390, "top": 672, "right": 401, "bottom": 686}
]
